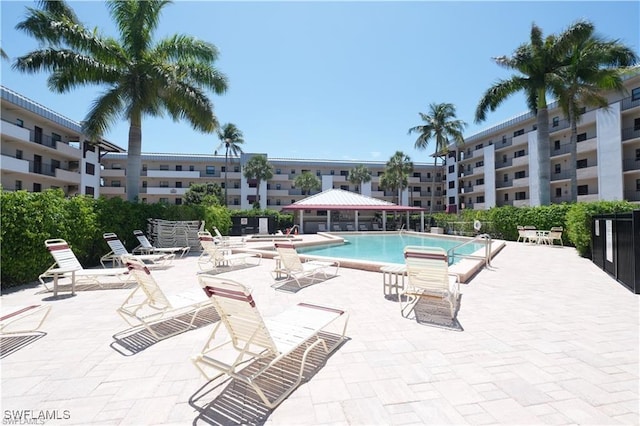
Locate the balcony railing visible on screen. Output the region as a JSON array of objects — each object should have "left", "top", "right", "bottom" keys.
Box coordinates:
[
  {"left": 496, "top": 179, "right": 513, "bottom": 189},
  {"left": 550, "top": 144, "right": 572, "bottom": 156},
  {"left": 550, "top": 170, "right": 571, "bottom": 181},
  {"left": 624, "top": 190, "right": 640, "bottom": 201},
  {"left": 622, "top": 126, "right": 640, "bottom": 141},
  {"left": 496, "top": 158, "right": 513, "bottom": 168},
  {"left": 549, "top": 118, "right": 570, "bottom": 133},
  {"left": 621, "top": 95, "right": 640, "bottom": 111},
  {"left": 623, "top": 159, "right": 640, "bottom": 171}
]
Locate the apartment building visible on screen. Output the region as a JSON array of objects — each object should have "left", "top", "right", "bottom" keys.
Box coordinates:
[
  {"left": 447, "top": 71, "right": 640, "bottom": 211},
  {"left": 100, "top": 152, "right": 446, "bottom": 212},
  {"left": 1, "top": 86, "right": 125, "bottom": 197}
]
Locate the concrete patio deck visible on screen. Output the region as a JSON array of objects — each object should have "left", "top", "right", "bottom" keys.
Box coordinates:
[{"left": 1, "top": 241, "right": 638, "bottom": 425}]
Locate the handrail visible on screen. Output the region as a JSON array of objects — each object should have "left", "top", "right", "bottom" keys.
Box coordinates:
[{"left": 447, "top": 233, "right": 493, "bottom": 267}]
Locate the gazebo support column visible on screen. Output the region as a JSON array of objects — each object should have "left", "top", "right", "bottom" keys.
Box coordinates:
[
  {"left": 327, "top": 210, "right": 331, "bottom": 231},
  {"left": 421, "top": 211, "right": 425, "bottom": 232},
  {"left": 355, "top": 210, "right": 359, "bottom": 231},
  {"left": 299, "top": 210, "right": 304, "bottom": 234},
  {"left": 382, "top": 211, "right": 387, "bottom": 231},
  {"left": 406, "top": 211, "right": 409, "bottom": 231}
]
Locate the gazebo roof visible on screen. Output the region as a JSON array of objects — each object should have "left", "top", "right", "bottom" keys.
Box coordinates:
[{"left": 282, "top": 188, "right": 425, "bottom": 211}]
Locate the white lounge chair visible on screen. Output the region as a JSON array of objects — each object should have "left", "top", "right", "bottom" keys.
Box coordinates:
[
  {"left": 198, "top": 231, "right": 261, "bottom": 272},
  {"left": 192, "top": 275, "right": 349, "bottom": 408},
  {"left": 39, "top": 239, "right": 132, "bottom": 296},
  {"left": 213, "top": 226, "right": 246, "bottom": 248},
  {"left": 539, "top": 226, "right": 564, "bottom": 246},
  {"left": 101, "top": 233, "right": 174, "bottom": 268},
  {"left": 400, "top": 246, "right": 460, "bottom": 319},
  {"left": 132, "top": 230, "right": 190, "bottom": 257},
  {"left": 1, "top": 304, "right": 51, "bottom": 335},
  {"left": 117, "top": 258, "right": 214, "bottom": 340},
  {"left": 273, "top": 243, "right": 339, "bottom": 288}
]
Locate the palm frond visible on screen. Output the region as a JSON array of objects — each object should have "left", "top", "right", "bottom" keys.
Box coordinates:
[{"left": 82, "top": 87, "right": 125, "bottom": 140}]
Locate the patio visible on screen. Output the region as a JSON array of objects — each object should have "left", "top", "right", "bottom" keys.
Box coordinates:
[{"left": 1, "top": 241, "right": 638, "bottom": 425}]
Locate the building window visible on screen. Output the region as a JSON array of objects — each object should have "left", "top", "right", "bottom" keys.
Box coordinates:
[
  {"left": 175, "top": 198, "right": 182, "bottom": 205},
  {"left": 159, "top": 165, "right": 169, "bottom": 171},
  {"left": 51, "top": 132, "right": 61, "bottom": 143},
  {"left": 413, "top": 186, "right": 420, "bottom": 192},
  {"left": 340, "top": 170, "right": 349, "bottom": 176},
  {"left": 16, "top": 149, "right": 23, "bottom": 159},
  {"left": 636, "top": 148, "right": 640, "bottom": 160},
  {"left": 514, "top": 150, "right": 525, "bottom": 158},
  {"left": 413, "top": 172, "right": 421, "bottom": 178},
  {"left": 142, "top": 198, "right": 147, "bottom": 204},
  {"left": 189, "top": 165, "right": 195, "bottom": 171},
  {"left": 504, "top": 193, "right": 509, "bottom": 201},
  {"left": 274, "top": 199, "right": 281, "bottom": 206},
  {"left": 555, "top": 188, "right": 562, "bottom": 197},
  {"left": 515, "top": 191, "right": 526, "bottom": 200},
  {"left": 448, "top": 181, "right": 455, "bottom": 189},
  {"left": 576, "top": 159, "right": 588, "bottom": 169},
  {"left": 33, "top": 183, "right": 42, "bottom": 192},
  {"left": 330, "top": 170, "right": 335, "bottom": 175},
  {"left": 632, "top": 87, "right": 640, "bottom": 102},
  {"left": 85, "top": 186, "right": 95, "bottom": 196},
  {"left": 142, "top": 181, "right": 147, "bottom": 188},
  {"left": 577, "top": 185, "right": 589, "bottom": 196},
  {"left": 577, "top": 133, "right": 587, "bottom": 142},
  {"left": 159, "top": 181, "right": 169, "bottom": 188},
  {"left": 449, "top": 196, "right": 455, "bottom": 205},
  {"left": 176, "top": 165, "right": 182, "bottom": 171},
  {"left": 159, "top": 198, "right": 169, "bottom": 204},
  {"left": 275, "top": 183, "right": 281, "bottom": 190},
  {"left": 176, "top": 182, "right": 182, "bottom": 188},
  {"left": 15, "top": 180, "right": 22, "bottom": 190},
  {"left": 206, "top": 166, "right": 215, "bottom": 175},
  {"left": 475, "top": 178, "right": 484, "bottom": 185},
  {"left": 448, "top": 165, "right": 454, "bottom": 173},
  {"left": 413, "top": 200, "right": 422, "bottom": 207},
  {"left": 142, "top": 164, "right": 147, "bottom": 172},
  {"left": 275, "top": 168, "right": 281, "bottom": 174},
  {"left": 340, "top": 185, "right": 349, "bottom": 191},
  {"left": 85, "top": 162, "right": 95, "bottom": 175},
  {"left": 636, "top": 179, "right": 640, "bottom": 191},
  {"left": 634, "top": 118, "right": 640, "bottom": 131},
  {"left": 513, "top": 129, "right": 524, "bottom": 136},
  {"left": 476, "top": 196, "right": 485, "bottom": 203},
  {"left": 234, "top": 166, "right": 240, "bottom": 172},
  {"left": 503, "top": 173, "right": 509, "bottom": 182},
  {"left": 475, "top": 143, "right": 483, "bottom": 150},
  {"left": 475, "top": 161, "right": 484, "bottom": 167},
  {"left": 515, "top": 170, "right": 526, "bottom": 179},
  {"left": 233, "top": 198, "right": 239, "bottom": 205},
  {"left": 554, "top": 140, "right": 560, "bottom": 150},
  {"left": 502, "top": 154, "right": 507, "bottom": 164},
  {"left": 111, "top": 180, "right": 121, "bottom": 187},
  {"left": 16, "top": 118, "right": 24, "bottom": 127},
  {"left": 552, "top": 117, "right": 559, "bottom": 127},
  {"left": 316, "top": 170, "right": 321, "bottom": 176}
]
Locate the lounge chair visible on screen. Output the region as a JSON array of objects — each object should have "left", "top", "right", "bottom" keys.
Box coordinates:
[
  {"left": 1, "top": 304, "right": 51, "bottom": 335},
  {"left": 273, "top": 243, "right": 339, "bottom": 287},
  {"left": 101, "top": 233, "right": 174, "bottom": 268},
  {"left": 318, "top": 223, "right": 327, "bottom": 232},
  {"left": 539, "top": 226, "right": 564, "bottom": 246},
  {"left": 400, "top": 246, "right": 460, "bottom": 319},
  {"left": 213, "top": 226, "right": 246, "bottom": 248},
  {"left": 345, "top": 224, "right": 355, "bottom": 232},
  {"left": 517, "top": 226, "right": 538, "bottom": 243},
  {"left": 332, "top": 224, "right": 342, "bottom": 232},
  {"left": 358, "top": 224, "right": 368, "bottom": 231},
  {"left": 117, "top": 258, "right": 214, "bottom": 340},
  {"left": 39, "top": 239, "right": 132, "bottom": 296},
  {"left": 192, "top": 275, "right": 349, "bottom": 408},
  {"left": 198, "top": 231, "right": 261, "bottom": 272},
  {"left": 132, "top": 230, "right": 190, "bottom": 258}
]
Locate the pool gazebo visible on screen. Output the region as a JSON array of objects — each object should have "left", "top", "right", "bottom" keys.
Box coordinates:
[{"left": 281, "top": 188, "right": 427, "bottom": 233}]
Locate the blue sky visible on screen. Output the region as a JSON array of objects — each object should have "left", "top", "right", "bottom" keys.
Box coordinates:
[{"left": 1, "top": 1, "right": 638, "bottom": 163}]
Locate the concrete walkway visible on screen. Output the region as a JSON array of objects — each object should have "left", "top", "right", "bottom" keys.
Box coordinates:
[{"left": 1, "top": 242, "right": 638, "bottom": 425}]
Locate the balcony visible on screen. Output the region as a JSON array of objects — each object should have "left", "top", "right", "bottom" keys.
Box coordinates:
[
  {"left": 496, "top": 158, "right": 513, "bottom": 169},
  {"left": 623, "top": 159, "right": 640, "bottom": 172},
  {"left": 512, "top": 176, "right": 529, "bottom": 187},
  {"left": 146, "top": 170, "right": 201, "bottom": 179},
  {"left": 496, "top": 179, "right": 513, "bottom": 189},
  {"left": 100, "top": 186, "right": 126, "bottom": 196},
  {"left": 577, "top": 165, "right": 598, "bottom": 180},
  {"left": 577, "top": 138, "right": 597, "bottom": 153},
  {"left": 101, "top": 168, "right": 126, "bottom": 177},
  {"left": 420, "top": 176, "right": 443, "bottom": 183},
  {"left": 55, "top": 168, "right": 81, "bottom": 184},
  {"left": 577, "top": 193, "right": 599, "bottom": 202},
  {"left": 0, "top": 154, "right": 29, "bottom": 174},
  {"left": 549, "top": 118, "right": 570, "bottom": 133},
  {"left": 512, "top": 155, "right": 529, "bottom": 167},
  {"left": 513, "top": 199, "right": 530, "bottom": 207},
  {"left": 1, "top": 120, "right": 30, "bottom": 141},
  {"left": 550, "top": 170, "right": 571, "bottom": 182},
  {"left": 550, "top": 144, "right": 571, "bottom": 156},
  {"left": 621, "top": 95, "right": 640, "bottom": 111},
  {"left": 268, "top": 189, "right": 289, "bottom": 196},
  {"left": 623, "top": 190, "right": 640, "bottom": 202},
  {"left": 146, "top": 187, "right": 188, "bottom": 196}
]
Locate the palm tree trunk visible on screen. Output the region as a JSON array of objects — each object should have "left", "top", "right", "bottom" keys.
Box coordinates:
[
  {"left": 126, "top": 116, "right": 142, "bottom": 203},
  {"left": 568, "top": 106, "right": 578, "bottom": 202},
  {"left": 536, "top": 99, "right": 551, "bottom": 206},
  {"left": 256, "top": 179, "right": 261, "bottom": 208},
  {"left": 429, "top": 156, "right": 436, "bottom": 216},
  {"left": 224, "top": 148, "right": 229, "bottom": 206}
]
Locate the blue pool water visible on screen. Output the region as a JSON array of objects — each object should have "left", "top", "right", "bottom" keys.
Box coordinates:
[{"left": 297, "top": 233, "right": 484, "bottom": 265}]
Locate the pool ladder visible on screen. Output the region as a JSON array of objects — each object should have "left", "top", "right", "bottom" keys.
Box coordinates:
[{"left": 447, "top": 233, "right": 493, "bottom": 267}]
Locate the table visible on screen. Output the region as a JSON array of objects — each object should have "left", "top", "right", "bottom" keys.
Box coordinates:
[
  {"left": 49, "top": 268, "right": 77, "bottom": 297},
  {"left": 380, "top": 264, "right": 407, "bottom": 298}
]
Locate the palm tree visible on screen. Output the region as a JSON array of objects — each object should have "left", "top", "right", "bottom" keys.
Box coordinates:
[
  {"left": 294, "top": 171, "right": 321, "bottom": 196},
  {"left": 215, "top": 123, "right": 245, "bottom": 206},
  {"left": 380, "top": 151, "right": 413, "bottom": 205},
  {"left": 242, "top": 155, "right": 273, "bottom": 208},
  {"left": 14, "top": 0, "right": 227, "bottom": 202},
  {"left": 408, "top": 102, "right": 466, "bottom": 215},
  {"left": 475, "top": 22, "right": 589, "bottom": 206},
  {"left": 0, "top": 48, "right": 8, "bottom": 60},
  {"left": 348, "top": 164, "right": 372, "bottom": 194},
  {"left": 551, "top": 20, "right": 637, "bottom": 202}
]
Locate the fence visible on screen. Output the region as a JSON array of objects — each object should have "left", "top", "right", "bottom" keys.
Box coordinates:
[{"left": 591, "top": 211, "right": 640, "bottom": 294}]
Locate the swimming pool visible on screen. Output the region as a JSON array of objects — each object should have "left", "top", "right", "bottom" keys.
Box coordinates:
[{"left": 297, "top": 233, "right": 485, "bottom": 265}]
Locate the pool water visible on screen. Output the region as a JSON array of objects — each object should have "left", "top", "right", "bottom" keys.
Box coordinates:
[{"left": 297, "top": 233, "right": 485, "bottom": 265}]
